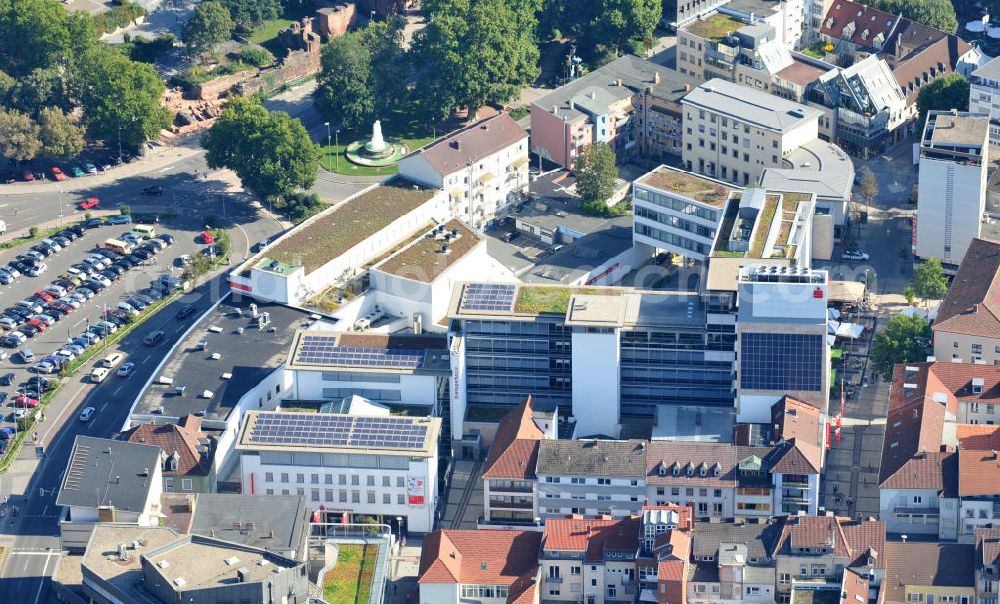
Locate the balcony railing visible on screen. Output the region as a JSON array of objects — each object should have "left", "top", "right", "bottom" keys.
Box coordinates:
[
  {"left": 546, "top": 576, "right": 563, "bottom": 584},
  {"left": 489, "top": 499, "right": 534, "bottom": 510},
  {"left": 489, "top": 483, "right": 533, "bottom": 493}
]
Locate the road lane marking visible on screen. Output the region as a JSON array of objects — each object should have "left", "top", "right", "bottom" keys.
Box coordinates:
[
  {"left": 33, "top": 553, "right": 55, "bottom": 604},
  {"left": 99, "top": 403, "right": 107, "bottom": 412},
  {"left": 112, "top": 385, "right": 123, "bottom": 396}
]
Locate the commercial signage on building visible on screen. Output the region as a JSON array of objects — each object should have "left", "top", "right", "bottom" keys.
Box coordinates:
[{"left": 407, "top": 476, "right": 425, "bottom": 505}]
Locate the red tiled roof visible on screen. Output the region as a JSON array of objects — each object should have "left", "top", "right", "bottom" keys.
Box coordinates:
[
  {"left": 878, "top": 451, "right": 957, "bottom": 496},
  {"left": 482, "top": 397, "right": 544, "bottom": 480},
  {"left": 542, "top": 515, "right": 640, "bottom": 562},
  {"left": 976, "top": 527, "right": 1000, "bottom": 567},
  {"left": 840, "top": 568, "right": 870, "bottom": 604},
  {"left": 771, "top": 516, "right": 885, "bottom": 568},
  {"left": 820, "top": 0, "right": 897, "bottom": 48},
  {"left": 406, "top": 112, "right": 527, "bottom": 177},
  {"left": 767, "top": 438, "right": 822, "bottom": 475},
  {"left": 882, "top": 541, "right": 975, "bottom": 603},
  {"left": 879, "top": 394, "right": 947, "bottom": 485},
  {"left": 657, "top": 559, "right": 689, "bottom": 604},
  {"left": 957, "top": 425, "right": 1000, "bottom": 450},
  {"left": 771, "top": 396, "right": 823, "bottom": 449},
  {"left": 653, "top": 528, "right": 691, "bottom": 562},
  {"left": 933, "top": 239, "right": 1000, "bottom": 337},
  {"left": 958, "top": 448, "right": 1000, "bottom": 497},
  {"left": 418, "top": 529, "right": 542, "bottom": 602},
  {"left": 889, "top": 33, "right": 973, "bottom": 105},
  {"left": 123, "top": 416, "right": 211, "bottom": 477}
]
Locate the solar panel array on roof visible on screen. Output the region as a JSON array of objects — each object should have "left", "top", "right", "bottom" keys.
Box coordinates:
[
  {"left": 295, "top": 336, "right": 424, "bottom": 368},
  {"left": 460, "top": 283, "right": 515, "bottom": 312},
  {"left": 247, "top": 413, "right": 429, "bottom": 449}
]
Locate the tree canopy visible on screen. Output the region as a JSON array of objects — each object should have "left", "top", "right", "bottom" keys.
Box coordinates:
[
  {"left": 916, "top": 73, "right": 969, "bottom": 125},
  {"left": 219, "top": 0, "right": 281, "bottom": 32},
  {"left": 574, "top": 142, "right": 618, "bottom": 204},
  {"left": 202, "top": 96, "right": 321, "bottom": 200},
  {"left": 182, "top": 0, "right": 235, "bottom": 56},
  {"left": 538, "top": 0, "right": 660, "bottom": 59},
  {"left": 38, "top": 107, "right": 86, "bottom": 158},
  {"left": 414, "top": 0, "right": 540, "bottom": 119},
  {"left": 913, "top": 258, "right": 948, "bottom": 307},
  {"left": 0, "top": 108, "right": 42, "bottom": 160},
  {"left": 870, "top": 314, "right": 932, "bottom": 380},
  {"left": 867, "top": 0, "right": 957, "bottom": 34}
]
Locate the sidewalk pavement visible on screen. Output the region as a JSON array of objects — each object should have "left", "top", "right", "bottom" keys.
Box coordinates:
[
  {"left": 0, "top": 209, "right": 119, "bottom": 245},
  {"left": 387, "top": 539, "right": 423, "bottom": 604}
]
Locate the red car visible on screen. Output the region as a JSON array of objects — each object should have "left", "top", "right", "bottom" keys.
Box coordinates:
[
  {"left": 80, "top": 197, "right": 100, "bottom": 210},
  {"left": 27, "top": 318, "right": 46, "bottom": 332},
  {"left": 21, "top": 170, "right": 33, "bottom": 181},
  {"left": 51, "top": 167, "right": 66, "bottom": 181},
  {"left": 13, "top": 395, "right": 38, "bottom": 408},
  {"left": 33, "top": 290, "right": 53, "bottom": 302},
  {"left": 200, "top": 231, "right": 215, "bottom": 244}
]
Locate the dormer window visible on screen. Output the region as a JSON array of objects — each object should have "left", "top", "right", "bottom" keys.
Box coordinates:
[
  {"left": 973, "top": 378, "right": 985, "bottom": 394},
  {"left": 659, "top": 461, "right": 667, "bottom": 476},
  {"left": 713, "top": 463, "right": 721, "bottom": 476},
  {"left": 672, "top": 462, "right": 681, "bottom": 476}
]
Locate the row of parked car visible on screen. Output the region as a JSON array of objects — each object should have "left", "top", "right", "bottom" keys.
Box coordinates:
[{"left": 0, "top": 231, "right": 175, "bottom": 377}]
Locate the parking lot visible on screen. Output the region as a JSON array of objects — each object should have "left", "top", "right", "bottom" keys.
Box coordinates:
[{"left": 0, "top": 217, "right": 202, "bottom": 441}]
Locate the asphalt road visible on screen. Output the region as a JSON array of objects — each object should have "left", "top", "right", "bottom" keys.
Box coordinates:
[{"left": 0, "top": 275, "right": 232, "bottom": 604}]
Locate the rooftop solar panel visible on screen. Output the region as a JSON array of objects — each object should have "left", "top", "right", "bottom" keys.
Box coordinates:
[
  {"left": 293, "top": 338, "right": 425, "bottom": 369},
  {"left": 460, "top": 283, "right": 515, "bottom": 312},
  {"left": 245, "top": 412, "right": 429, "bottom": 450}
]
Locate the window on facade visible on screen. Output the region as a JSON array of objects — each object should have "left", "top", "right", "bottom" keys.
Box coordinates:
[
  {"left": 182, "top": 479, "right": 193, "bottom": 491},
  {"left": 296, "top": 473, "right": 304, "bottom": 483},
  {"left": 352, "top": 491, "right": 360, "bottom": 503},
  {"left": 281, "top": 473, "right": 289, "bottom": 483},
  {"left": 368, "top": 491, "right": 376, "bottom": 504},
  {"left": 311, "top": 488, "right": 320, "bottom": 501},
  {"left": 325, "top": 489, "right": 334, "bottom": 502},
  {"left": 352, "top": 475, "right": 360, "bottom": 486},
  {"left": 264, "top": 472, "right": 274, "bottom": 482}
]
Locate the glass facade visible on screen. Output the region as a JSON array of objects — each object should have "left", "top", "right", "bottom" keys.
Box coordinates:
[
  {"left": 634, "top": 186, "right": 719, "bottom": 222},
  {"left": 634, "top": 222, "right": 711, "bottom": 256},
  {"left": 739, "top": 332, "right": 824, "bottom": 391}
]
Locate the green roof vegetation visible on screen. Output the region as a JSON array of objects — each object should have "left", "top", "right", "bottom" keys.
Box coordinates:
[
  {"left": 639, "top": 169, "right": 734, "bottom": 207},
  {"left": 255, "top": 257, "right": 298, "bottom": 276},
  {"left": 749, "top": 195, "right": 779, "bottom": 257},
  {"left": 322, "top": 544, "right": 377, "bottom": 604},
  {"left": 514, "top": 286, "right": 619, "bottom": 315},
  {"left": 778, "top": 191, "right": 812, "bottom": 212},
  {"left": 686, "top": 13, "right": 744, "bottom": 43},
  {"left": 266, "top": 177, "right": 436, "bottom": 274},
  {"left": 377, "top": 220, "right": 479, "bottom": 283}
]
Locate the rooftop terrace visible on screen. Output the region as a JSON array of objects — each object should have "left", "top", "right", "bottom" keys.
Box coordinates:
[
  {"left": 375, "top": 219, "right": 480, "bottom": 283},
  {"left": 686, "top": 13, "right": 744, "bottom": 42},
  {"left": 264, "top": 176, "right": 437, "bottom": 274},
  {"left": 637, "top": 167, "right": 735, "bottom": 207}
]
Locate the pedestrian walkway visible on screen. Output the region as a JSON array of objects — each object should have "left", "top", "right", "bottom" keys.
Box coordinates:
[{"left": 440, "top": 458, "right": 483, "bottom": 530}]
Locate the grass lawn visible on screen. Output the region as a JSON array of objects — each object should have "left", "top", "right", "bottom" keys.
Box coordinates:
[
  {"left": 249, "top": 18, "right": 295, "bottom": 44},
  {"left": 323, "top": 544, "right": 377, "bottom": 604},
  {"left": 318, "top": 99, "right": 440, "bottom": 176},
  {"left": 514, "top": 286, "right": 616, "bottom": 315}
]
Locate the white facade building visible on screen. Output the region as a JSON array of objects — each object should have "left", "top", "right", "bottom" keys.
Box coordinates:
[
  {"left": 968, "top": 56, "right": 1000, "bottom": 145},
  {"left": 236, "top": 411, "right": 441, "bottom": 533},
  {"left": 397, "top": 113, "right": 529, "bottom": 230},
  {"left": 915, "top": 111, "right": 990, "bottom": 267}
]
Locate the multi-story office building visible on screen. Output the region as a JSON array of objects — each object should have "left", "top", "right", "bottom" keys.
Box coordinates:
[
  {"left": 969, "top": 56, "right": 1000, "bottom": 145},
  {"left": 662, "top": 0, "right": 729, "bottom": 31},
  {"left": 682, "top": 78, "right": 822, "bottom": 186},
  {"left": 447, "top": 282, "right": 736, "bottom": 437},
  {"left": 735, "top": 265, "right": 830, "bottom": 423},
  {"left": 632, "top": 166, "right": 738, "bottom": 261},
  {"left": 236, "top": 411, "right": 441, "bottom": 533},
  {"left": 530, "top": 55, "right": 698, "bottom": 169},
  {"left": 397, "top": 113, "right": 529, "bottom": 229},
  {"left": 535, "top": 439, "right": 649, "bottom": 519},
  {"left": 915, "top": 111, "right": 990, "bottom": 267}
]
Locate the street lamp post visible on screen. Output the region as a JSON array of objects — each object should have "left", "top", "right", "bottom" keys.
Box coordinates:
[
  {"left": 324, "top": 122, "right": 331, "bottom": 171},
  {"left": 335, "top": 129, "right": 340, "bottom": 172}
]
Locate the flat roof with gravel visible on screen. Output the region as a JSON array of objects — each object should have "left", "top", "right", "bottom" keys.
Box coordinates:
[
  {"left": 375, "top": 219, "right": 480, "bottom": 283},
  {"left": 637, "top": 166, "right": 736, "bottom": 208}
]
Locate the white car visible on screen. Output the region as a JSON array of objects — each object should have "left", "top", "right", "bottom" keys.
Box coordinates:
[
  {"left": 79, "top": 407, "right": 95, "bottom": 422},
  {"left": 58, "top": 296, "right": 81, "bottom": 309},
  {"left": 28, "top": 263, "right": 47, "bottom": 277},
  {"left": 55, "top": 349, "right": 76, "bottom": 361},
  {"left": 0, "top": 317, "right": 18, "bottom": 330},
  {"left": 102, "top": 352, "right": 125, "bottom": 369},
  {"left": 842, "top": 250, "right": 870, "bottom": 261},
  {"left": 90, "top": 367, "right": 110, "bottom": 383},
  {"left": 117, "top": 362, "right": 135, "bottom": 377},
  {"left": 92, "top": 275, "right": 112, "bottom": 288}
]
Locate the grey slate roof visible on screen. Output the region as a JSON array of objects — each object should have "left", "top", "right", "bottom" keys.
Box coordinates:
[
  {"left": 404, "top": 112, "right": 527, "bottom": 177},
  {"left": 690, "top": 520, "right": 780, "bottom": 562},
  {"left": 683, "top": 78, "right": 822, "bottom": 133},
  {"left": 973, "top": 55, "right": 1000, "bottom": 81},
  {"left": 536, "top": 439, "right": 648, "bottom": 477},
  {"left": 57, "top": 436, "right": 161, "bottom": 513},
  {"left": 190, "top": 494, "right": 309, "bottom": 561}
]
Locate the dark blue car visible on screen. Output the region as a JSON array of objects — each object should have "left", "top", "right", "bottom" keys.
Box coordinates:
[{"left": 0, "top": 426, "right": 16, "bottom": 440}]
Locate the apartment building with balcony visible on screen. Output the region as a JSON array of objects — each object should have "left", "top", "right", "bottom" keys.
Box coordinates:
[
  {"left": 531, "top": 55, "right": 699, "bottom": 169},
  {"left": 397, "top": 112, "right": 528, "bottom": 230},
  {"left": 976, "top": 528, "right": 1000, "bottom": 604},
  {"left": 681, "top": 78, "right": 822, "bottom": 186},
  {"left": 687, "top": 520, "right": 779, "bottom": 604},
  {"left": 915, "top": 111, "right": 990, "bottom": 267},
  {"left": 931, "top": 239, "right": 1000, "bottom": 364},
  {"left": 536, "top": 439, "right": 649, "bottom": 520},
  {"left": 540, "top": 515, "right": 642, "bottom": 603}
]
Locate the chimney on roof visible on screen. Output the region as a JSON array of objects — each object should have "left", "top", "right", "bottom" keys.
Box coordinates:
[
  {"left": 654, "top": 72, "right": 661, "bottom": 85},
  {"left": 553, "top": 105, "right": 558, "bottom": 115},
  {"left": 589, "top": 91, "right": 596, "bottom": 100},
  {"left": 616, "top": 79, "right": 623, "bottom": 87},
  {"left": 684, "top": 83, "right": 691, "bottom": 92}
]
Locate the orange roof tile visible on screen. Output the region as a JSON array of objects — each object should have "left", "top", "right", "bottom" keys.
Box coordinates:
[
  {"left": 123, "top": 416, "right": 211, "bottom": 477},
  {"left": 542, "top": 515, "right": 640, "bottom": 562},
  {"left": 958, "top": 448, "right": 1000, "bottom": 497},
  {"left": 933, "top": 239, "right": 1000, "bottom": 337},
  {"left": 653, "top": 528, "right": 691, "bottom": 562},
  {"left": 957, "top": 424, "right": 1000, "bottom": 450},
  {"left": 771, "top": 396, "right": 823, "bottom": 448},
  {"left": 878, "top": 451, "right": 957, "bottom": 496},
  {"left": 419, "top": 529, "right": 542, "bottom": 600},
  {"left": 482, "top": 397, "right": 544, "bottom": 480}
]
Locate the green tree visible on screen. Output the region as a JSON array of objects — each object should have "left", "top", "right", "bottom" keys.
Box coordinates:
[
  {"left": 237, "top": 45, "right": 272, "bottom": 67},
  {"left": 916, "top": 73, "right": 969, "bottom": 125},
  {"left": 538, "top": 0, "right": 660, "bottom": 60},
  {"left": 913, "top": 258, "right": 948, "bottom": 308},
  {"left": 0, "top": 108, "right": 41, "bottom": 160},
  {"left": 182, "top": 0, "right": 235, "bottom": 56},
  {"left": 38, "top": 107, "right": 86, "bottom": 157},
  {"left": 202, "top": 96, "right": 321, "bottom": 200},
  {"left": 272, "top": 191, "right": 324, "bottom": 221},
  {"left": 574, "top": 142, "right": 618, "bottom": 204},
  {"left": 360, "top": 17, "right": 409, "bottom": 115},
  {"left": 868, "top": 0, "right": 957, "bottom": 34},
  {"left": 415, "top": 0, "right": 539, "bottom": 119},
  {"left": 870, "top": 314, "right": 931, "bottom": 380},
  {"left": 73, "top": 44, "right": 171, "bottom": 153},
  {"left": 314, "top": 32, "right": 375, "bottom": 129},
  {"left": 903, "top": 286, "right": 916, "bottom": 306},
  {"left": 219, "top": 0, "right": 280, "bottom": 31},
  {"left": 0, "top": 0, "right": 97, "bottom": 77}
]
